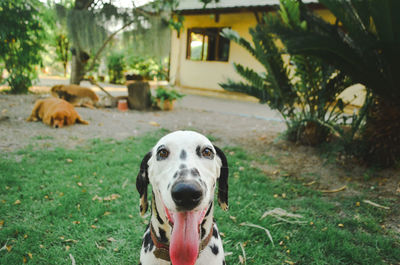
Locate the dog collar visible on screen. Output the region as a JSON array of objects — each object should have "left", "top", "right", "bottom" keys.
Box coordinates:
[{"left": 150, "top": 223, "right": 214, "bottom": 262}]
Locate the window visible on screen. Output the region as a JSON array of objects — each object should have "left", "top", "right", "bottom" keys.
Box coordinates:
[{"left": 187, "top": 27, "right": 230, "bottom": 62}]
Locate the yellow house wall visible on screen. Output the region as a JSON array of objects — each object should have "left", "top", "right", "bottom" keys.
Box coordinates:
[
  {"left": 169, "top": 9, "right": 365, "bottom": 106},
  {"left": 170, "top": 12, "right": 264, "bottom": 91}
]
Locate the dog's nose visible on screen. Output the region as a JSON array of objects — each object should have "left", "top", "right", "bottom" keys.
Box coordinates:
[
  {"left": 171, "top": 182, "right": 203, "bottom": 211},
  {"left": 55, "top": 124, "right": 59, "bottom": 128}
]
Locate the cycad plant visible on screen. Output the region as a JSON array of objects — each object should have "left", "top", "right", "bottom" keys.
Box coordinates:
[
  {"left": 266, "top": 0, "right": 400, "bottom": 166},
  {"left": 220, "top": 0, "right": 352, "bottom": 145}
]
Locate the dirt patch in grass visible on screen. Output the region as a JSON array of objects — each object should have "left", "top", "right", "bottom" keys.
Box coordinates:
[{"left": 1, "top": 92, "right": 399, "bottom": 233}]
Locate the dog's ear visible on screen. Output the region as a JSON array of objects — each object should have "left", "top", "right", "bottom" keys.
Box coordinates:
[
  {"left": 136, "top": 151, "right": 152, "bottom": 216},
  {"left": 214, "top": 145, "right": 229, "bottom": 211}
]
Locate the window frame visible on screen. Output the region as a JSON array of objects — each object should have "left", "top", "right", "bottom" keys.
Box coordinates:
[{"left": 186, "top": 27, "right": 230, "bottom": 62}]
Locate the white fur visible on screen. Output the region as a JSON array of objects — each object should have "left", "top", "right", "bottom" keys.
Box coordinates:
[{"left": 139, "top": 131, "right": 226, "bottom": 265}]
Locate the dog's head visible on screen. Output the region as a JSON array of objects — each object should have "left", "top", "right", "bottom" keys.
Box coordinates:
[
  {"left": 49, "top": 111, "right": 76, "bottom": 128},
  {"left": 49, "top": 112, "right": 67, "bottom": 128},
  {"left": 136, "top": 130, "right": 228, "bottom": 264},
  {"left": 136, "top": 130, "right": 228, "bottom": 216}
]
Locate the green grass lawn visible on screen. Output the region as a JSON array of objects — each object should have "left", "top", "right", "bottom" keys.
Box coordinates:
[{"left": 1, "top": 131, "right": 399, "bottom": 265}]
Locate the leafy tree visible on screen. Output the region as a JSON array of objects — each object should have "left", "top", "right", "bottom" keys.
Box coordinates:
[
  {"left": 220, "top": 0, "right": 353, "bottom": 145},
  {"left": 265, "top": 0, "right": 400, "bottom": 166},
  {"left": 57, "top": 0, "right": 221, "bottom": 86},
  {"left": 0, "top": 0, "right": 46, "bottom": 94}
]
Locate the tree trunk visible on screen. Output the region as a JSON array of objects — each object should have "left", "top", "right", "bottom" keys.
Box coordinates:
[
  {"left": 363, "top": 97, "right": 400, "bottom": 167},
  {"left": 63, "top": 62, "right": 67, "bottom": 77},
  {"left": 70, "top": 48, "right": 88, "bottom": 85}
]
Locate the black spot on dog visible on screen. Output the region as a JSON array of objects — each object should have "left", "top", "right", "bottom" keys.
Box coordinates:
[
  {"left": 180, "top": 164, "right": 187, "bottom": 169},
  {"left": 222, "top": 261, "right": 226, "bottom": 265},
  {"left": 205, "top": 202, "right": 213, "bottom": 217},
  {"left": 143, "top": 231, "right": 154, "bottom": 253},
  {"left": 191, "top": 168, "right": 200, "bottom": 177},
  {"left": 158, "top": 227, "right": 168, "bottom": 243},
  {"left": 173, "top": 172, "right": 178, "bottom": 179},
  {"left": 177, "top": 168, "right": 189, "bottom": 178},
  {"left": 210, "top": 244, "right": 219, "bottom": 255},
  {"left": 201, "top": 226, "right": 206, "bottom": 239},
  {"left": 196, "top": 145, "right": 201, "bottom": 157},
  {"left": 180, "top": 150, "right": 187, "bottom": 160},
  {"left": 212, "top": 226, "right": 219, "bottom": 239},
  {"left": 167, "top": 183, "right": 171, "bottom": 189}
]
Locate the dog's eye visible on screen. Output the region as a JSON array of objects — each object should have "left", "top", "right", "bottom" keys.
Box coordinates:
[
  {"left": 202, "top": 147, "right": 214, "bottom": 158},
  {"left": 157, "top": 148, "right": 169, "bottom": 159}
]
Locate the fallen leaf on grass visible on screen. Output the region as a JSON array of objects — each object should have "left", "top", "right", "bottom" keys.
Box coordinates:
[
  {"left": 63, "top": 239, "right": 78, "bottom": 244},
  {"left": 122, "top": 178, "right": 129, "bottom": 189},
  {"left": 240, "top": 222, "right": 274, "bottom": 246},
  {"left": 107, "top": 237, "right": 116, "bottom": 242},
  {"left": 239, "top": 242, "right": 247, "bottom": 265},
  {"left": 103, "top": 211, "right": 111, "bottom": 216},
  {"left": 92, "top": 194, "right": 121, "bottom": 202},
  {"left": 319, "top": 185, "right": 347, "bottom": 193},
  {"left": 104, "top": 194, "right": 120, "bottom": 201},
  {"left": 66, "top": 159, "right": 73, "bottom": 163},
  {"left": 69, "top": 254, "right": 76, "bottom": 265},
  {"left": 362, "top": 199, "right": 390, "bottom": 210},
  {"left": 229, "top": 216, "right": 237, "bottom": 222},
  {"left": 0, "top": 220, "right": 4, "bottom": 227},
  {"left": 95, "top": 242, "right": 105, "bottom": 250},
  {"left": 303, "top": 180, "right": 316, "bottom": 186},
  {"left": 77, "top": 182, "right": 83, "bottom": 187},
  {"left": 261, "top": 208, "right": 305, "bottom": 223},
  {"left": 272, "top": 170, "right": 280, "bottom": 175},
  {"left": 14, "top": 200, "right": 21, "bottom": 205}
]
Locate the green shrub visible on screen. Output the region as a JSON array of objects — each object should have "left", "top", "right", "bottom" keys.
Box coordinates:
[
  {"left": 126, "top": 56, "right": 168, "bottom": 81},
  {"left": 0, "top": 0, "right": 46, "bottom": 94},
  {"left": 153, "top": 86, "right": 185, "bottom": 102}
]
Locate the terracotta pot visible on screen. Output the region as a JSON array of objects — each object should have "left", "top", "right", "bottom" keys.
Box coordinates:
[
  {"left": 157, "top": 99, "right": 175, "bottom": 111},
  {"left": 117, "top": 99, "right": 128, "bottom": 112}
]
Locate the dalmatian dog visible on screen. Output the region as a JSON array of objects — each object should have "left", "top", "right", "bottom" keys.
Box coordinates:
[{"left": 136, "top": 130, "right": 229, "bottom": 265}]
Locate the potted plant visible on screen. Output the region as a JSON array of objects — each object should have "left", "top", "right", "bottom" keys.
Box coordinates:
[{"left": 154, "top": 87, "right": 185, "bottom": 111}]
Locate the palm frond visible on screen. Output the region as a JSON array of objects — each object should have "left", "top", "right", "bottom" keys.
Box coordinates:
[
  {"left": 221, "top": 28, "right": 256, "bottom": 58},
  {"left": 219, "top": 79, "right": 268, "bottom": 103}
]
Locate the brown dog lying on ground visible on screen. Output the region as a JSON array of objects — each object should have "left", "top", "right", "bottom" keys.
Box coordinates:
[
  {"left": 51, "top": 84, "right": 99, "bottom": 109},
  {"left": 27, "top": 98, "right": 89, "bottom": 128}
]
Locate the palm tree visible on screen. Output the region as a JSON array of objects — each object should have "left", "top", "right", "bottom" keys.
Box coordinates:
[
  {"left": 220, "top": 0, "right": 352, "bottom": 146},
  {"left": 266, "top": 0, "right": 400, "bottom": 166}
]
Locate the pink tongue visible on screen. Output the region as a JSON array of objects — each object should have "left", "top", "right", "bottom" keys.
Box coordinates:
[{"left": 170, "top": 211, "right": 202, "bottom": 265}]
